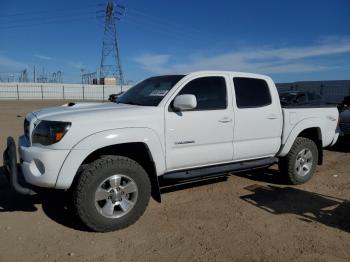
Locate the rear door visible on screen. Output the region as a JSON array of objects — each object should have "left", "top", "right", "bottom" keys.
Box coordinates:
[
  {"left": 232, "top": 76, "right": 283, "bottom": 160},
  {"left": 165, "top": 74, "right": 234, "bottom": 170}
]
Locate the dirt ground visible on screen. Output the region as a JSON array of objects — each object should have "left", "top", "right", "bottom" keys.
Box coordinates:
[{"left": 0, "top": 100, "right": 349, "bottom": 262}]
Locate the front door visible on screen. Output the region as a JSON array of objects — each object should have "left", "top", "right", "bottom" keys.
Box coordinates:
[{"left": 165, "top": 75, "right": 234, "bottom": 171}]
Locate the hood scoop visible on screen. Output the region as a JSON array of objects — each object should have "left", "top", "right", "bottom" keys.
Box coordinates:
[{"left": 61, "top": 102, "right": 104, "bottom": 108}]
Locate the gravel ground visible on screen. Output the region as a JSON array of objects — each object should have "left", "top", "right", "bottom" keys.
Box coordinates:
[{"left": 0, "top": 100, "right": 349, "bottom": 262}]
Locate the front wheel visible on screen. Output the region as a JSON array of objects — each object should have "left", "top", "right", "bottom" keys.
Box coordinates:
[
  {"left": 73, "top": 155, "right": 151, "bottom": 232},
  {"left": 279, "top": 137, "right": 318, "bottom": 185}
]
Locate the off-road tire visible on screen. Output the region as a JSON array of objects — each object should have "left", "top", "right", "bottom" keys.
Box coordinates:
[
  {"left": 278, "top": 137, "right": 318, "bottom": 185},
  {"left": 73, "top": 155, "right": 151, "bottom": 232}
]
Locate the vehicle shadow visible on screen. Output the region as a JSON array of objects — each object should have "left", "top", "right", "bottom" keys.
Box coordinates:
[
  {"left": 234, "top": 167, "right": 290, "bottom": 185},
  {"left": 0, "top": 167, "right": 90, "bottom": 232},
  {"left": 241, "top": 184, "right": 350, "bottom": 233}
]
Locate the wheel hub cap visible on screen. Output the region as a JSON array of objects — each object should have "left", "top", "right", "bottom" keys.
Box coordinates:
[
  {"left": 109, "top": 189, "right": 122, "bottom": 203},
  {"left": 295, "top": 148, "right": 313, "bottom": 177},
  {"left": 94, "top": 174, "right": 138, "bottom": 218}
]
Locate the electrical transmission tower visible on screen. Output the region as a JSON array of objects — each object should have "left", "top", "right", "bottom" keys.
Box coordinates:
[
  {"left": 19, "top": 69, "right": 29, "bottom": 82},
  {"left": 99, "top": 0, "right": 125, "bottom": 85}
]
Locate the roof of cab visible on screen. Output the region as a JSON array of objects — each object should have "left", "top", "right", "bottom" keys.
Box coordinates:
[
  {"left": 186, "top": 70, "right": 271, "bottom": 79},
  {"left": 152, "top": 71, "right": 273, "bottom": 82}
]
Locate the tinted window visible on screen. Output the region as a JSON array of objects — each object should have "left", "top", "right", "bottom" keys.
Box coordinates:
[
  {"left": 308, "top": 93, "right": 321, "bottom": 101},
  {"left": 296, "top": 93, "right": 307, "bottom": 104},
  {"left": 116, "top": 75, "right": 185, "bottom": 106},
  {"left": 178, "top": 77, "right": 227, "bottom": 110},
  {"left": 233, "top": 77, "right": 272, "bottom": 108}
]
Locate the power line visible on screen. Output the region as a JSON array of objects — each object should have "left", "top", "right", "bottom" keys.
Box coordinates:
[
  {"left": 97, "top": 6, "right": 202, "bottom": 41},
  {"left": 0, "top": 16, "right": 100, "bottom": 30},
  {"left": 118, "top": 19, "right": 198, "bottom": 42},
  {"left": 120, "top": 16, "right": 199, "bottom": 40},
  {"left": 126, "top": 8, "right": 201, "bottom": 35},
  {"left": 0, "top": 2, "right": 103, "bottom": 18},
  {"left": 0, "top": 11, "right": 100, "bottom": 26},
  {"left": 95, "top": 14, "right": 199, "bottom": 42},
  {"left": 1, "top": 3, "right": 201, "bottom": 42}
]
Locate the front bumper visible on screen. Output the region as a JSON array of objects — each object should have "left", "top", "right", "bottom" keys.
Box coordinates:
[
  {"left": 3, "top": 137, "right": 35, "bottom": 195},
  {"left": 3, "top": 135, "right": 70, "bottom": 193}
]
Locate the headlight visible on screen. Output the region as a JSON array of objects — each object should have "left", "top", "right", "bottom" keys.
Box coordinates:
[{"left": 32, "top": 120, "right": 71, "bottom": 145}]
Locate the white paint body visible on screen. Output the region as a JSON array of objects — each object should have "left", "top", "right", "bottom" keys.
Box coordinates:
[{"left": 17, "top": 71, "right": 340, "bottom": 190}]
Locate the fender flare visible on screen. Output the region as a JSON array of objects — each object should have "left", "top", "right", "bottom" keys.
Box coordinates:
[
  {"left": 55, "top": 127, "right": 166, "bottom": 190},
  {"left": 278, "top": 118, "right": 324, "bottom": 157}
]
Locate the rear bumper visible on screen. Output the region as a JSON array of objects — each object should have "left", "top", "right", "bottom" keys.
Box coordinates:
[{"left": 330, "top": 129, "right": 340, "bottom": 147}]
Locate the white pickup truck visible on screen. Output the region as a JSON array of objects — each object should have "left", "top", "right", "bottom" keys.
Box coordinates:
[{"left": 3, "top": 71, "right": 340, "bottom": 232}]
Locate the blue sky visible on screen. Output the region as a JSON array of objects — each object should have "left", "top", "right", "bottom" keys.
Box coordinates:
[{"left": 0, "top": 0, "right": 349, "bottom": 83}]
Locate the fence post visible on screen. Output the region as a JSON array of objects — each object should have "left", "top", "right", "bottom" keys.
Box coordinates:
[
  {"left": 103, "top": 84, "right": 105, "bottom": 101},
  {"left": 16, "top": 84, "right": 19, "bottom": 100},
  {"left": 82, "top": 84, "right": 85, "bottom": 100},
  {"left": 41, "top": 85, "right": 43, "bottom": 100},
  {"left": 63, "top": 85, "right": 65, "bottom": 100}
]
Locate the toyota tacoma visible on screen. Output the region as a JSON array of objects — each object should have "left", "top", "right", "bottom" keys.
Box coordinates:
[{"left": 3, "top": 71, "right": 340, "bottom": 232}]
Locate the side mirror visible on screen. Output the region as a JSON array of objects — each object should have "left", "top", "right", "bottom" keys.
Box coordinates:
[{"left": 173, "top": 94, "right": 197, "bottom": 111}]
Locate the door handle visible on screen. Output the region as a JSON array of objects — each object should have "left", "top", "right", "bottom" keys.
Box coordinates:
[
  {"left": 267, "top": 114, "right": 278, "bottom": 120},
  {"left": 219, "top": 117, "right": 232, "bottom": 123}
]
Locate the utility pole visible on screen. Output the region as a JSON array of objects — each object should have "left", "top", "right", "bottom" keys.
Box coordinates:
[{"left": 99, "top": 0, "right": 125, "bottom": 85}]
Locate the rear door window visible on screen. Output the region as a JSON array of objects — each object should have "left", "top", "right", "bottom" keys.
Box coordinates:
[{"left": 233, "top": 77, "right": 272, "bottom": 108}]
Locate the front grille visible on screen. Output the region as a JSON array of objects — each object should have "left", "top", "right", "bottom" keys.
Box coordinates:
[
  {"left": 340, "top": 122, "right": 350, "bottom": 133},
  {"left": 24, "top": 118, "right": 30, "bottom": 140}
]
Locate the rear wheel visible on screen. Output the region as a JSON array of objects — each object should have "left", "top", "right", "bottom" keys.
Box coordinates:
[
  {"left": 279, "top": 137, "right": 318, "bottom": 185},
  {"left": 73, "top": 155, "right": 151, "bottom": 232}
]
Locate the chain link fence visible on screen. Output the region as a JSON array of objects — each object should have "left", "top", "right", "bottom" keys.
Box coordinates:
[
  {"left": 0, "top": 83, "right": 131, "bottom": 100},
  {"left": 1, "top": 81, "right": 349, "bottom": 103}
]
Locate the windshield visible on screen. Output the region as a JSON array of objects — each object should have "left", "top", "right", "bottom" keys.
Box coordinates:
[{"left": 116, "top": 75, "right": 185, "bottom": 106}]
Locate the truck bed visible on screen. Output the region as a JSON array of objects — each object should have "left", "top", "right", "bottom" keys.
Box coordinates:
[{"left": 280, "top": 106, "right": 339, "bottom": 152}]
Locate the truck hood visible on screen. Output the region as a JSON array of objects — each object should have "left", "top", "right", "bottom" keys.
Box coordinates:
[
  {"left": 31, "top": 102, "right": 162, "bottom": 126},
  {"left": 28, "top": 102, "right": 164, "bottom": 149},
  {"left": 32, "top": 102, "right": 136, "bottom": 119}
]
